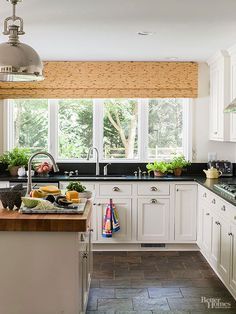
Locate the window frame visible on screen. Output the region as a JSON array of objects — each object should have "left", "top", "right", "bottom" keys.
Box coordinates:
[{"left": 4, "top": 98, "right": 192, "bottom": 163}]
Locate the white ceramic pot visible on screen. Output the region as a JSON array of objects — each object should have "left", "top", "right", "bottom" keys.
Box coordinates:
[
  {"left": 17, "top": 167, "right": 26, "bottom": 177},
  {"left": 79, "top": 191, "right": 92, "bottom": 199}
]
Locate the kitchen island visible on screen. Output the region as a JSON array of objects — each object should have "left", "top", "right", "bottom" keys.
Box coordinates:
[{"left": 0, "top": 202, "right": 93, "bottom": 314}]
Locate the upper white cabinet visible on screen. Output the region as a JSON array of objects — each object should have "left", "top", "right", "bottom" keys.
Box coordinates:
[
  {"left": 207, "top": 51, "right": 230, "bottom": 141},
  {"left": 228, "top": 46, "right": 236, "bottom": 141}
]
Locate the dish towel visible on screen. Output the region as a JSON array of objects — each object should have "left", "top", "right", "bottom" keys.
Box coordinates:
[{"left": 102, "top": 198, "right": 120, "bottom": 238}]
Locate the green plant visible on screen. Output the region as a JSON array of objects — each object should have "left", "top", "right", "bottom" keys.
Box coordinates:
[
  {"left": 146, "top": 161, "right": 173, "bottom": 174},
  {"left": 0, "top": 153, "right": 9, "bottom": 165},
  {"left": 170, "top": 154, "right": 191, "bottom": 169},
  {"left": 66, "top": 181, "right": 86, "bottom": 193},
  {"left": 4, "top": 148, "right": 30, "bottom": 168}
]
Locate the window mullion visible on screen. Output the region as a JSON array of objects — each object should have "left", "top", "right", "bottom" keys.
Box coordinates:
[
  {"left": 139, "top": 98, "right": 149, "bottom": 162},
  {"left": 93, "top": 99, "right": 103, "bottom": 160},
  {"left": 48, "top": 99, "right": 58, "bottom": 158}
]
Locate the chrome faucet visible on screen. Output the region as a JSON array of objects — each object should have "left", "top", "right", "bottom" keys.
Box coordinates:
[
  {"left": 103, "top": 163, "right": 111, "bottom": 176},
  {"left": 27, "top": 152, "right": 59, "bottom": 195},
  {"left": 87, "top": 147, "right": 100, "bottom": 176}
]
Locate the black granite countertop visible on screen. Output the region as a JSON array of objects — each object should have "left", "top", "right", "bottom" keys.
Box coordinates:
[{"left": 1, "top": 174, "right": 236, "bottom": 206}]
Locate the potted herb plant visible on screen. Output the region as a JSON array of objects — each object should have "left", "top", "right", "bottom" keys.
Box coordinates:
[
  {"left": 66, "top": 181, "right": 92, "bottom": 199},
  {"left": 5, "top": 148, "right": 30, "bottom": 176},
  {"left": 170, "top": 154, "right": 191, "bottom": 176},
  {"left": 146, "top": 161, "right": 173, "bottom": 177}
]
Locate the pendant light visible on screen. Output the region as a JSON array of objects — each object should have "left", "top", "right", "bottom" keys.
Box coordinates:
[{"left": 0, "top": 0, "right": 44, "bottom": 82}]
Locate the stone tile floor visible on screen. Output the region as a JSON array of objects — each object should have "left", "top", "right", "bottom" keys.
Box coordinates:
[{"left": 86, "top": 251, "right": 236, "bottom": 314}]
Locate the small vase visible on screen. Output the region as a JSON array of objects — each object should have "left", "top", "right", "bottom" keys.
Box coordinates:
[
  {"left": 154, "top": 170, "right": 166, "bottom": 177},
  {"left": 174, "top": 168, "right": 182, "bottom": 176},
  {"left": 9, "top": 166, "right": 20, "bottom": 177},
  {"left": 17, "top": 167, "right": 26, "bottom": 177}
]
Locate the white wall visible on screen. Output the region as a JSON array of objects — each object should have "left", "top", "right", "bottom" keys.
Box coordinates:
[{"left": 192, "top": 63, "right": 236, "bottom": 162}]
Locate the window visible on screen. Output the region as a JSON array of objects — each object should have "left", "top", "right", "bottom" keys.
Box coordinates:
[
  {"left": 103, "top": 99, "right": 138, "bottom": 159},
  {"left": 6, "top": 98, "right": 191, "bottom": 162},
  {"left": 11, "top": 99, "right": 49, "bottom": 153}
]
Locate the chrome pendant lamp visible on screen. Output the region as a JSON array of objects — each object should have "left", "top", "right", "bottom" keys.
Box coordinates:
[{"left": 0, "top": 0, "right": 44, "bottom": 82}]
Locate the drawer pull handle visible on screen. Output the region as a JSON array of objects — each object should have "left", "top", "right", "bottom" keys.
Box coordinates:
[
  {"left": 215, "top": 221, "right": 220, "bottom": 225},
  {"left": 228, "top": 232, "right": 233, "bottom": 237},
  {"left": 203, "top": 193, "right": 207, "bottom": 198},
  {"left": 112, "top": 187, "right": 120, "bottom": 192},
  {"left": 151, "top": 199, "right": 157, "bottom": 204},
  {"left": 221, "top": 205, "right": 226, "bottom": 211},
  {"left": 212, "top": 199, "right": 216, "bottom": 204},
  {"left": 83, "top": 252, "right": 88, "bottom": 259},
  {"left": 206, "top": 213, "right": 210, "bottom": 216},
  {"left": 151, "top": 186, "right": 158, "bottom": 191}
]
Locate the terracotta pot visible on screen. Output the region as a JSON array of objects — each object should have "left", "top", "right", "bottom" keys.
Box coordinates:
[
  {"left": 154, "top": 170, "right": 166, "bottom": 177},
  {"left": 9, "top": 166, "right": 20, "bottom": 177},
  {"left": 174, "top": 168, "right": 183, "bottom": 176}
]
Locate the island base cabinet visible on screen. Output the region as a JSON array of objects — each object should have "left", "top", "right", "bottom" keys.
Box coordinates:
[
  {"left": 137, "top": 198, "right": 169, "bottom": 242},
  {"left": 0, "top": 232, "right": 91, "bottom": 314},
  {"left": 218, "top": 218, "right": 231, "bottom": 284}
]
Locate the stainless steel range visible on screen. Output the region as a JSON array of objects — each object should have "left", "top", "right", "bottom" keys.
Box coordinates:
[{"left": 214, "top": 183, "right": 236, "bottom": 200}]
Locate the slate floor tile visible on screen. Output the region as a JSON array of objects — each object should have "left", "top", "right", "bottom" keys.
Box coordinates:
[
  {"left": 168, "top": 297, "right": 206, "bottom": 311},
  {"left": 115, "top": 288, "right": 148, "bottom": 298},
  {"left": 148, "top": 287, "right": 182, "bottom": 298},
  {"left": 152, "top": 311, "right": 190, "bottom": 314},
  {"left": 87, "top": 296, "right": 98, "bottom": 311},
  {"left": 98, "top": 298, "right": 133, "bottom": 311},
  {"left": 180, "top": 287, "right": 233, "bottom": 298},
  {"left": 133, "top": 297, "right": 170, "bottom": 311},
  {"left": 100, "top": 279, "right": 131, "bottom": 288},
  {"left": 115, "top": 270, "right": 144, "bottom": 279},
  {"left": 131, "top": 279, "right": 162, "bottom": 288},
  {"left": 115, "top": 311, "right": 152, "bottom": 314},
  {"left": 90, "top": 288, "right": 115, "bottom": 299}
]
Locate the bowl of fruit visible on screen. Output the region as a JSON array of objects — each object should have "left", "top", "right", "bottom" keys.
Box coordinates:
[{"left": 35, "top": 161, "right": 52, "bottom": 176}]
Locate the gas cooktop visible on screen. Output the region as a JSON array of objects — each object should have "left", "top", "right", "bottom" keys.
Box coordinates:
[{"left": 214, "top": 183, "right": 236, "bottom": 200}]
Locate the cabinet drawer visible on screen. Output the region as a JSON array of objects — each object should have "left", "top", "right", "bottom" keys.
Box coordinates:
[
  {"left": 137, "top": 183, "right": 170, "bottom": 196},
  {"left": 99, "top": 184, "right": 132, "bottom": 196}
]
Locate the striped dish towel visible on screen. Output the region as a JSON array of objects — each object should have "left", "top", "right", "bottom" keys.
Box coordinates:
[{"left": 102, "top": 199, "right": 120, "bottom": 238}]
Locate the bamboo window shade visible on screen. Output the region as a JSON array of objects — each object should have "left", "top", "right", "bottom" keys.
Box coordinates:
[{"left": 0, "top": 61, "right": 198, "bottom": 99}]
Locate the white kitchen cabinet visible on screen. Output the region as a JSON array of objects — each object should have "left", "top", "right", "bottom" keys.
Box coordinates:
[
  {"left": 228, "top": 46, "right": 236, "bottom": 141},
  {"left": 96, "top": 198, "right": 132, "bottom": 242},
  {"left": 218, "top": 217, "right": 231, "bottom": 284},
  {"left": 137, "top": 198, "right": 169, "bottom": 242},
  {"left": 211, "top": 215, "right": 220, "bottom": 269},
  {"left": 202, "top": 207, "right": 212, "bottom": 257},
  {"left": 0, "top": 181, "right": 9, "bottom": 188},
  {"left": 174, "top": 184, "right": 197, "bottom": 241},
  {"left": 207, "top": 51, "right": 230, "bottom": 141},
  {"left": 229, "top": 224, "right": 236, "bottom": 295}
]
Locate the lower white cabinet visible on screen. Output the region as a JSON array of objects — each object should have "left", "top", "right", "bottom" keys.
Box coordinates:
[
  {"left": 137, "top": 198, "right": 169, "bottom": 242},
  {"left": 198, "top": 185, "right": 236, "bottom": 299},
  {"left": 174, "top": 184, "right": 197, "bottom": 241},
  {"left": 229, "top": 224, "right": 236, "bottom": 294},
  {"left": 95, "top": 198, "right": 132, "bottom": 242},
  {"left": 0, "top": 181, "right": 9, "bottom": 188}
]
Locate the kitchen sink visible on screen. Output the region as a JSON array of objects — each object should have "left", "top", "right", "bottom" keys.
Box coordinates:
[{"left": 68, "top": 175, "right": 127, "bottom": 179}]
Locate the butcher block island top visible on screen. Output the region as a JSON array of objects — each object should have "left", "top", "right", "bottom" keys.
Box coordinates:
[{"left": 0, "top": 201, "right": 92, "bottom": 232}]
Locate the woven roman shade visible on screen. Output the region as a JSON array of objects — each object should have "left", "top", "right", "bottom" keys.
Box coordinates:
[{"left": 0, "top": 61, "right": 198, "bottom": 99}]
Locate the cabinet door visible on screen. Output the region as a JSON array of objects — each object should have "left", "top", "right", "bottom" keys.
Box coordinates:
[
  {"left": 229, "top": 224, "right": 236, "bottom": 294},
  {"left": 96, "top": 198, "right": 132, "bottom": 242},
  {"left": 218, "top": 218, "right": 231, "bottom": 284},
  {"left": 137, "top": 198, "right": 169, "bottom": 242},
  {"left": 229, "top": 55, "right": 236, "bottom": 141},
  {"left": 175, "top": 185, "right": 197, "bottom": 241},
  {"left": 209, "top": 65, "right": 223, "bottom": 140},
  {"left": 211, "top": 215, "right": 220, "bottom": 268},
  {"left": 202, "top": 208, "right": 212, "bottom": 256},
  {"left": 0, "top": 181, "right": 9, "bottom": 188}
]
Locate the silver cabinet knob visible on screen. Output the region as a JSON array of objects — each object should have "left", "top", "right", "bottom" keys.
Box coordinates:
[
  {"left": 151, "top": 186, "right": 158, "bottom": 191},
  {"left": 228, "top": 232, "right": 233, "bottom": 236},
  {"left": 221, "top": 205, "right": 226, "bottom": 211},
  {"left": 212, "top": 199, "right": 216, "bottom": 204},
  {"left": 151, "top": 199, "right": 157, "bottom": 204},
  {"left": 215, "top": 221, "right": 220, "bottom": 225},
  {"left": 112, "top": 187, "right": 120, "bottom": 192},
  {"left": 203, "top": 193, "right": 207, "bottom": 198},
  {"left": 83, "top": 252, "right": 88, "bottom": 259},
  {"left": 206, "top": 213, "right": 210, "bottom": 216},
  {"left": 214, "top": 131, "right": 218, "bottom": 135}
]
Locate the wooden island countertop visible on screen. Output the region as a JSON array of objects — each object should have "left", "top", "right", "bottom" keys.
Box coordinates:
[{"left": 0, "top": 201, "right": 92, "bottom": 232}]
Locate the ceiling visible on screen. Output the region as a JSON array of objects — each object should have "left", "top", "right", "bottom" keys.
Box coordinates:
[{"left": 0, "top": 0, "right": 236, "bottom": 62}]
